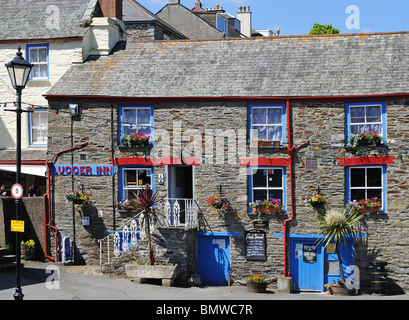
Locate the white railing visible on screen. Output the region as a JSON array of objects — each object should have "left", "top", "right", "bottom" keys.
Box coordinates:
[
  {"left": 158, "top": 198, "right": 197, "bottom": 229},
  {"left": 98, "top": 198, "right": 198, "bottom": 268}
]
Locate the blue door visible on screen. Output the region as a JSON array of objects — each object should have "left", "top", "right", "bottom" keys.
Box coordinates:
[
  {"left": 290, "top": 236, "right": 355, "bottom": 291},
  {"left": 197, "top": 235, "right": 230, "bottom": 286},
  {"left": 290, "top": 238, "right": 324, "bottom": 291}
]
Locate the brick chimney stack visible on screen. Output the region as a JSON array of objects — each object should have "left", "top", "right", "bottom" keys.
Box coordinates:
[{"left": 99, "top": 0, "right": 123, "bottom": 20}]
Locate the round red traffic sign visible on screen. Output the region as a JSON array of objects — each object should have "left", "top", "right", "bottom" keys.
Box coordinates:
[{"left": 11, "top": 184, "right": 23, "bottom": 199}]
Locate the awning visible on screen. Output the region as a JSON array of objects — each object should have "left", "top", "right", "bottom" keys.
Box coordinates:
[{"left": 0, "top": 165, "right": 47, "bottom": 177}]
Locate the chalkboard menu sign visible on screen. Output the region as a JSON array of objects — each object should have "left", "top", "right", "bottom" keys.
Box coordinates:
[{"left": 245, "top": 230, "right": 267, "bottom": 261}]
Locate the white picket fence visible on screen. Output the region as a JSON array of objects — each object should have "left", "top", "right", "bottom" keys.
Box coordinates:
[{"left": 98, "top": 198, "right": 198, "bottom": 268}]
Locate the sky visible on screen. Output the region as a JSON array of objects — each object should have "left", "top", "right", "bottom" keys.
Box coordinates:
[{"left": 136, "top": 0, "right": 409, "bottom": 36}]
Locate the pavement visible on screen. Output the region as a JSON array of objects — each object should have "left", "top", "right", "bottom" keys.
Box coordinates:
[{"left": 1, "top": 261, "right": 408, "bottom": 302}]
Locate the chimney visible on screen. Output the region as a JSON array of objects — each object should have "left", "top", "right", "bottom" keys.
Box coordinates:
[
  {"left": 168, "top": 0, "right": 180, "bottom": 4},
  {"left": 237, "top": 5, "right": 252, "bottom": 37},
  {"left": 192, "top": 0, "right": 206, "bottom": 13},
  {"left": 99, "top": 0, "right": 123, "bottom": 20}
]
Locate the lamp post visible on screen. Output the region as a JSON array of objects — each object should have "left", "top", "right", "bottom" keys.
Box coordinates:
[{"left": 5, "top": 46, "right": 33, "bottom": 300}]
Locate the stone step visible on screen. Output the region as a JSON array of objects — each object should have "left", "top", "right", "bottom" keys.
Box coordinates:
[
  {"left": 0, "top": 248, "right": 8, "bottom": 256},
  {"left": 0, "top": 255, "right": 16, "bottom": 264}
]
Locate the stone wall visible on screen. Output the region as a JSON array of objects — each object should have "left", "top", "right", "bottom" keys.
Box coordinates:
[{"left": 47, "top": 99, "right": 409, "bottom": 292}]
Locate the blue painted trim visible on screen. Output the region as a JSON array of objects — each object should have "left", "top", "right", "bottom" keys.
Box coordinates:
[
  {"left": 248, "top": 103, "right": 286, "bottom": 145},
  {"left": 28, "top": 107, "right": 47, "bottom": 146},
  {"left": 345, "top": 102, "right": 387, "bottom": 142},
  {"left": 248, "top": 166, "right": 287, "bottom": 213},
  {"left": 119, "top": 165, "right": 155, "bottom": 201},
  {"left": 273, "top": 233, "right": 366, "bottom": 238},
  {"left": 118, "top": 105, "right": 154, "bottom": 145},
  {"left": 346, "top": 165, "right": 386, "bottom": 213},
  {"left": 26, "top": 43, "right": 49, "bottom": 81},
  {"left": 196, "top": 232, "right": 241, "bottom": 237}
]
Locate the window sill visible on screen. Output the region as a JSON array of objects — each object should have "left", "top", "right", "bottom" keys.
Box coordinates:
[{"left": 118, "top": 145, "right": 153, "bottom": 149}]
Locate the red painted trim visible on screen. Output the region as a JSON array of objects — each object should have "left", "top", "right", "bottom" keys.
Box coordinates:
[
  {"left": 0, "top": 37, "right": 82, "bottom": 44},
  {"left": 0, "top": 160, "right": 47, "bottom": 165},
  {"left": 239, "top": 157, "right": 291, "bottom": 166},
  {"left": 336, "top": 156, "right": 395, "bottom": 166},
  {"left": 111, "top": 156, "right": 201, "bottom": 166},
  {"left": 44, "top": 92, "right": 409, "bottom": 104}
]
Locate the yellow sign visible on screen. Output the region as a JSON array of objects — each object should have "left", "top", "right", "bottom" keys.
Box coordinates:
[
  {"left": 138, "top": 179, "right": 143, "bottom": 185},
  {"left": 11, "top": 220, "right": 24, "bottom": 233},
  {"left": 327, "top": 243, "right": 335, "bottom": 253}
]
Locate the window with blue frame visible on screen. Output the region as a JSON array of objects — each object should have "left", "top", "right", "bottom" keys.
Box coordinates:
[
  {"left": 120, "top": 166, "right": 153, "bottom": 200},
  {"left": 347, "top": 165, "right": 386, "bottom": 211},
  {"left": 249, "top": 104, "right": 286, "bottom": 144},
  {"left": 28, "top": 107, "right": 48, "bottom": 146},
  {"left": 216, "top": 14, "right": 228, "bottom": 33},
  {"left": 249, "top": 166, "right": 286, "bottom": 212},
  {"left": 346, "top": 102, "right": 386, "bottom": 141},
  {"left": 27, "top": 44, "right": 49, "bottom": 81},
  {"left": 119, "top": 106, "right": 153, "bottom": 144}
]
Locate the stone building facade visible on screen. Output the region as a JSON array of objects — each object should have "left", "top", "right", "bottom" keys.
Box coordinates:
[{"left": 45, "top": 33, "right": 409, "bottom": 293}]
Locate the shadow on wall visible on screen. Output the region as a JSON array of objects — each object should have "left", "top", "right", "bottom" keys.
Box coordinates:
[{"left": 0, "top": 116, "right": 15, "bottom": 148}]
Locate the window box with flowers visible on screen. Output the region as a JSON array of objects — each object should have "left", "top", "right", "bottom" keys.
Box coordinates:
[
  {"left": 250, "top": 199, "right": 282, "bottom": 214},
  {"left": 348, "top": 131, "right": 386, "bottom": 148},
  {"left": 250, "top": 138, "right": 281, "bottom": 147},
  {"left": 349, "top": 198, "right": 382, "bottom": 214},
  {"left": 65, "top": 191, "right": 90, "bottom": 205},
  {"left": 246, "top": 273, "right": 267, "bottom": 293},
  {"left": 304, "top": 193, "right": 326, "bottom": 209},
  {"left": 118, "top": 199, "right": 133, "bottom": 211},
  {"left": 121, "top": 133, "right": 152, "bottom": 148},
  {"left": 206, "top": 195, "right": 229, "bottom": 210}
]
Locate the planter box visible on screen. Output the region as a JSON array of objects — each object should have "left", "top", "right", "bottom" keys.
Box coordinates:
[
  {"left": 251, "top": 140, "right": 281, "bottom": 147},
  {"left": 252, "top": 206, "right": 282, "bottom": 214},
  {"left": 125, "top": 264, "right": 180, "bottom": 287},
  {"left": 358, "top": 207, "right": 381, "bottom": 214},
  {"left": 246, "top": 282, "right": 267, "bottom": 293}
]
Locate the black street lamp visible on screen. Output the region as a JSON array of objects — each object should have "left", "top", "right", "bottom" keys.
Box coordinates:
[{"left": 5, "top": 46, "right": 33, "bottom": 300}]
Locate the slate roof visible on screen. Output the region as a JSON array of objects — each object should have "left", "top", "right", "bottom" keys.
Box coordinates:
[
  {"left": 0, "top": 0, "right": 97, "bottom": 41},
  {"left": 46, "top": 32, "right": 409, "bottom": 98},
  {"left": 122, "top": 0, "right": 187, "bottom": 39}
]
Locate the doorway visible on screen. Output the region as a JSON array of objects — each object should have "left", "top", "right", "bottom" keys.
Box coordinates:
[
  {"left": 289, "top": 235, "right": 354, "bottom": 292},
  {"left": 168, "top": 165, "right": 193, "bottom": 224},
  {"left": 197, "top": 233, "right": 231, "bottom": 286}
]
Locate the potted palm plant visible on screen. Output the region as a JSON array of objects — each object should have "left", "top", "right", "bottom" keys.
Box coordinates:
[{"left": 318, "top": 208, "right": 363, "bottom": 295}]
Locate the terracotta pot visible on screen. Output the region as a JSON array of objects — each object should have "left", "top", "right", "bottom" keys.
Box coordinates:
[{"left": 246, "top": 282, "right": 267, "bottom": 293}]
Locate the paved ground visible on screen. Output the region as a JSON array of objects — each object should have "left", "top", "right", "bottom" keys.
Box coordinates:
[{"left": 1, "top": 261, "right": 408, "bottom": 302}]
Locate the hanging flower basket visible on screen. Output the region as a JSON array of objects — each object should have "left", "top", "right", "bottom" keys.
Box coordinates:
[
  {"left": 65, "top": 191, "right": 90, "bottom": 205},
  {"left": 304, "top": 194, "right": 326, "bottom": 208},
  {"left": 206, "top": 195, "right": 229, "bottom": 210}
]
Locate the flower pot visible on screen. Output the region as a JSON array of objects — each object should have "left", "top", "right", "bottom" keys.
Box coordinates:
[
  {"left": 246, "top": 282, "right": 267, "bottom": 293},
  {"left": 21, "top": 244, "right": 35, "bottom": 259},
  {"left": 73, "top": 199, "right": 84, "bottom": 204}
]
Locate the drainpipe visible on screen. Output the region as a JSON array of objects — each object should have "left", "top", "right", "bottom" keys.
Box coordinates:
[
  {"left": 284, "top": 100, "right": 293, "bottom": 277},
  {"left": 45, "top": 141, "right": 89, "bottom": 262},
  {"left": 283, "top": 100, "right": 309, "bottom": 276}
]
